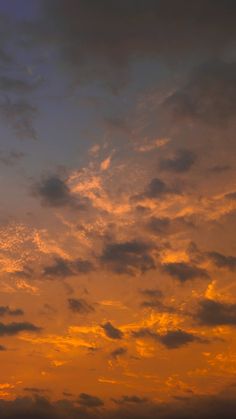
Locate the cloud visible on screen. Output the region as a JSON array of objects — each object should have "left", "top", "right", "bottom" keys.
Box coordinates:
[
  {"left": 0, "top": 345, "right": 6, "bottom": 351},
  {"left": 32, "top": 175, "right": 78, "bottom": 208},
  {"left": 207, "top": 251, "right": 236, "bottom": 271},
  {"left": 0, "top": 98, "right": 38, "bottom": 140},
  {"left": 110, "top": 347, "right": 127, "bottom": 360},
  {"left": 139, "top": 289, "right": 163, "bottom": 299},
  {"left": 146, "top": 217, "right": 170, "bottom": 234},
  {"left": 140, "top": 288, "right": 174, "bottom": 314},
  {"left": 100, "top": 240, "right": 155, "bottom": 275},
  {"left": 225, "top": 191, "right": 236, "bottom": 200},
  {"left": 0, "top": 150, "right": 25, "bottom": 166},
  {"left": 43, "top": 257, "right": 94, "bottom": 279},
  {"left": 2, "top": 389, "right": 236, "bottom": 418},
  {"left": 77, "top": 393, "right": 104, "bottom": 408},
  {"left": 0, "top": 322, "right": 41, "bottom": 336},
  {"left": 164, "top": 60, "right": 236, "bottom": 125},
  {"left": 101, "top": 322, "right": 123, "bottom": 340},
  {"left": 0, "top": 306, "right": 24, "bottom": 317},
  {"left": 162, "top": 262, "right": 209, "bottom": 282},
  {"left": 112, "top": 395, "right": 148, "bottom": 405},
  {"left": 196, "top": 298, "right": 236, "bottom": 326},
  {"left": 39, "top": 1, "right": 236, "bottom": 88},
  {"left": 159, "top": 149, "right": 196, "bottom": 173},
  {"left": 68, "top": 298, "right": 95, "bottom": 314},
  {"left": 132, "top": 328, "right": 207, "bottom": 349},
  {"left": 0, "top": 76, "right": 37, "bottom": 94},
  {"left": 141, "top": 299, "right": 176, "bottom": 314},
  {"left": 24, "top": 388, "right": 48, "bottom": 394},
  {"left": 133, "top": 178, "right": 180, "bottom": 201}
]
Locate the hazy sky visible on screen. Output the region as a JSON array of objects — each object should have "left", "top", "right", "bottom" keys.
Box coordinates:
[{"left": 0, "top": 1, "right": 236, "bottom": 418}]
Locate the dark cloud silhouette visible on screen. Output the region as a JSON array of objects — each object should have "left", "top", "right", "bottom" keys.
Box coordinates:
[
  {"left": 43, "top": 258, "right": 74, "bottom": 278},
  {"left": 208, "top": 165, "right": 231, "bottom": 174},
  {"left": 140, "top": 288, "right": 174, "bottom": 313},
  {"left": 207, "top": 251, "right": 236, "bottom": 271},
  {"left": 2, "top": 390, "right": 236, "bottom": 418},
  {"left": 132, "top": 327, "right": 207, "bottom": 349},
  {"left": 164, "top": 60, "right": 236, "bottom": 125},
  {"left": 160, "top": 149, "right": 196, "bottom": 173},
  {"left": 0, "top": 76, "right": 37, "bottom": 94},
  {"left": 24, "top": 388, "right": 48, "bottom": 394},
  {"left": 146, "top": 216, "right": 170, "bottom": 234},
  {"left": 101, "top": 322, "right": 123, "bottom": 340},
  {"left": 225, "top": 191, "right": 236, "bottom": 200},
  {"left": 68, "top": 298, "right": 95, "bottom": 314},
  {"left": 110, "top": 347, "right": 127, "bottom": 360},
  {"left": 140, "top": 289, "right": 163, "bottom": 299},
  {"left": 0, "top": 321, "right": 41, "bottom": 336},
  {"left": 100, "top": 240, "right": 155, "bottom": 275},
  {"left": 162, "top": 262, "right": 209, "bottom": 282},
  {"left": 0, "top": 306, "right": 24, "bottom": 316},
  {"left": 112, "top": 395, "right": 148, "bottom": 405},
  {"left": 38, "top": 1, "right": 236, "bottom": 88},
  {"left": 0, "top": 47, "right": 12, "bottom": 65},
  {"left": 32, "top": 175, "right": 77, "bottom": 208},
  {"left": 196, "top": 299, "right": 236, "bottom": 326},
  {"left": 0, "top": 150, "right": 25, "bottom": 166},
  {"left": 133, "top": 178, "right": 180, "bottom": 202},
  {"left": 0, "top": 344, "right": 6, "bottom": 351},
  {"left": 141, "top": 299, "right": 175, "bottom": 314},
  {"left": 0, "top": 98, "right": 38, "bottom": 140},
  {"left": 77, "top": 393, "right": 104, "bottom": 408},
  {"left": 43, "top": 257, "right": 94, "bottom": 279}
]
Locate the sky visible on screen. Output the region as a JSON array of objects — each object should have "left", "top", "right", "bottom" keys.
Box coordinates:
[{"left": 0, "top": 1, "right": 236, "bottom": 418}]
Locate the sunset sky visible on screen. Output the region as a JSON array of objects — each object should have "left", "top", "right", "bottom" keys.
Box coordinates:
[{"left": 0, "top": 1, "right": 236, "bottom": 418}]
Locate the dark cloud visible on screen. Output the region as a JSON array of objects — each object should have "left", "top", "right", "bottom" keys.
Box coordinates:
[
  {"left": 140, "top": 288, "right": 174, "bottom": 313},
  {"left": 0, "top": 48, "right": 12, "bottom": 65},
  {"left": 2, "top": 390, "right": 236, "bottom": 419},
  {"left": 32, "top": 175, "right": 77, "bottom": 208},
  {"left": 160, "top": 149, "right": 196, "bottom": 173},
  {"left": 141, "top": 299, "right": 175, "bottom": 314},
  {"left": 208, "top": 165, "right": 231, "bottom": 174},
  {"left": 0, "top": 344, "right": 6, "bottom": 351},
  {"left": 162, "top": 262, "right": 209, "bottom": 282},
  {"left": 77, "top": 393, "right": 104, "bottom": 408},
  {"left": 0, "top": 321, "right": 41, "bottom": 336},
  {"left": 132, "top": 327, "right": 207, "bottom": 349},
  {"left": 24, "top": 388, "right": 48, "bottom": 394},
  {"left": 12, "top": 266, "right": 34, "bottom": 279},
  {"left": 0, "top": 76, "right": 37, "bottom": 94},
  {"left": 0, "top": 306, "right": 24, "bottom": 316},
  {"left": 146, "top": 217, "right": 170, "bottom": 234},
  {"left": 196, "top": 298, "right": 236, "bottom": 326},
  {"left": 112, "top": 395, "right": 148, "bottom": 405},
  {"left": 101, "top": 322, "right": 123, "bottom": 340},
  {"left": 0, "top": 150, "right": 25, "bottom": 166},
  {"left": 140, "top": 289, "right": 163, "bottom": 299},
  {"left": 164, "top": 60, "right": 236, "bottom": 125},
  {"left": 225, "top": 191, "right": 236, "bottom": 200},
  {"left": 110, "top": 347, "right": 127, "bottom": 360},
  {"left": 207, "top": 251, "right": 236, "bottom": 271},
  {"left": 133, "top": 178, "right": 180, "bottom": 202},
  {"left": 43, "top": 258, "right": 73, "bottom": 278},
  {"left": 43, "top": 257, "right": 94, "bottom": 279},
  {"left": 146, "top": 216, "right": 195, "bottom": 237},
  {"left": 100, "top": 240, "right": 155, "bottom": 275},
  {"left": 38, "top": 1, "right": 236, "bottom": 88},
  {"left": 158, "top": 329, "right": 206, "bottom": 349},
  {"left": 68, "top": 298, "right": 95, "bottom": 315},
  {"left": 0, "top": 98, "right": 38, "bottom": 140}
]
